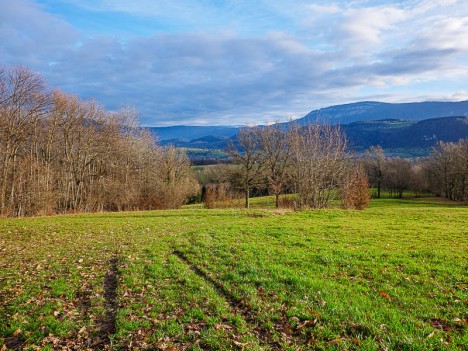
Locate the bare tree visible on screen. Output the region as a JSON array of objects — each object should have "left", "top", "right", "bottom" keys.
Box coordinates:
[
  {"left": 0, "top": 66, "right": 49, "bottom": 215},
  {"left": 384, "top": 158, "right": 414, "bottom": 198},
  {"left": 366, "top": 145, "right": 386, "bottom": 198},
  {"left": 290, "top": 124, "right": 349, "bottom": 209},
  {"left": 156, "top": 146, "right": 199, "bottom": 209},
  {"left": 455, "top": 139, "right": 468, "bottom": 200},
  {"left": 256, "top": 122, "right": 293, "bottom": 208},
  {"left": 227, "top": 127, "right": 265, "bottom": 208}
]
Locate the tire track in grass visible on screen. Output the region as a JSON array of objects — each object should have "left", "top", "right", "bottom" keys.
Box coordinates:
[
  {"left": 173, "top": 250, "right": 281, "bottom": 350},
  {"left": 91, "top": 255, "right": 119, "bottom": 349}
]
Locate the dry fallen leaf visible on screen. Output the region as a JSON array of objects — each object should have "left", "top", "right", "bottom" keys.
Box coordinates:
[
  {"left": 380, "top": 291, "right": 391, "bottom": 300},
  {"left": 308, "top": 310, "right": 320, "bottom": 318},
  {"left": 296, "top": 319, "right": 317, "bottom": 330},
  {"left": 214, "top": 323, "right": 232, "bottom": 330}
]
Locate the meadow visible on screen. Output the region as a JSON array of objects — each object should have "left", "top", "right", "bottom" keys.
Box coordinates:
[{"left": 0, "top": 198, "right": 467, "bottom": 350}]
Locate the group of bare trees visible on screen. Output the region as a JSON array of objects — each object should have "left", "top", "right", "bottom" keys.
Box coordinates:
[
  {"left": 11, "top": 63, "right": 465, "bottom": 216},
  {"left": 364, "top": 140, "right": 468, "bottom": 201},
  {"left": 364, "top": 146, "right": 418, "bottom": 198},
  {"left": 0, "top": 65, "right": 197, "bottom": 217},
  {"left": 424, "top": 139, "right": 468, "bottom": 201},
  {"left": 226, "top": 123, "right": 370, "bottom": 209},
  {"left": 221, "top": 127, "right": 468, "bottom": 208}
]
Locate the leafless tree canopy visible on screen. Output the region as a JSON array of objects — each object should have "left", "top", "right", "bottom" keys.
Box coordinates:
[
  {"left": 363, "top": 147, "right": 423, "bottom": 199},
  {"left": 0, "top": 65, "right": 198, "bottom": 217},
  {"left": 363, "top": 141, "right": 468, "bottom": 201},
  {"left": 424, "top": 139, "right": 468, "bottom": 201},
  {"left": 385, "top": 158, "right": 414, "bottom": 199},
  {"left": 227, "top": 123, "right": 366, "bottom": 209},
  {"left": 255, "top": 123, "right": 294, "bottom": 208},
  {"left": 366, "top": 145, "right": 386, "bottom": 198},
  {"left": 227, "top": 127, "right": 265, "bottom": 209},
  {"left": 290, "top": 124, "right": 350, "bottom": 209}
]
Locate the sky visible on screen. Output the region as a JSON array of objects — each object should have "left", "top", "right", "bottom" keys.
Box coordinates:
[{"left": 1, "top": 0, "right": 468, "bottom": 126}]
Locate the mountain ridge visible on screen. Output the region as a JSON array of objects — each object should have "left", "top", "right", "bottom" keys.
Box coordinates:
[
  {"left": 158, "top": 116, "right": 468, "bottom": 158},
  {"left": 301, "top": 100, "right": 468, "bottom": 125},
  {"left": 149, "top": 100, "right": 468, "bottom": 141},
  {"left": 148, "top": 100, "right": 468, "bottom": 158}
]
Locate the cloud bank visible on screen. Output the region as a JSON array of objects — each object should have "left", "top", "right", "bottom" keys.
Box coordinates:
[{"left": 1, "top": 0, "right": 468, "bottom": 125}]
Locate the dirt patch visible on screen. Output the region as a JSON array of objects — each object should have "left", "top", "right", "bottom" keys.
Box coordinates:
[
  {"left": 92, "top": 255, "right": 119, "bottom": 349},
  {"left": 75, "top": 288, "right": 92, "bottom": 315},
  {"left": 2, "top": 336, "right": 25, "bottom": 350}
]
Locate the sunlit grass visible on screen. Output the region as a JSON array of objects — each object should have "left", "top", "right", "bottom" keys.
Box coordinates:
[{"left": 1, "top": 198, "right": 466, "bottom": 350}]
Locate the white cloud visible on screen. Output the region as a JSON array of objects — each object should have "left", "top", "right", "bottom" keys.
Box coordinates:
[
  {"left": 412, "top": 0, "right": 459, "bottom": 15},
  {"left": 416, "top": 17, "right": 468, "bottom": 50},
  {"left": 0, "top": 0, "right": 78, "bottom": 67},
  {"left": 336, "top": 5, "right": 408, "bottom": 53}
]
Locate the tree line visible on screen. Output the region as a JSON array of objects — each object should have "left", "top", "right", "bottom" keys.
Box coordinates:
[
  {"left": 200, "top": 126, "right": 468, "bottom": 208},
  {"left": 0, "top": 65, "right": 198, "bottom": 217},
  {"left": 3, "top": 64, "right": 463, "bottom": 217},
  {"left": 364, "top": 141, "right": 468, "bottom": 201}
]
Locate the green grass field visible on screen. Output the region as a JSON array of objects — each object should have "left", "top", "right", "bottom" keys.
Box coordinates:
[{"left": 1, "top": 198, "right": 467, "bottom": 350}]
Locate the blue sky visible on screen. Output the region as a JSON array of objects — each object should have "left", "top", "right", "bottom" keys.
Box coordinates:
[{"left": 1, "top": 0, "right": 468, "bottom": 126}]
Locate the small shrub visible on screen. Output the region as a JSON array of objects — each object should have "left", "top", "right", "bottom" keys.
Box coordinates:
[{"left": 341, "top": 164, "right": 371, "bottom": 210}]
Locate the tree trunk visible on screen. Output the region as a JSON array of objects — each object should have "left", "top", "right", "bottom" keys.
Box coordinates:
[
  {"left": 0, "top": 144, "right": 12, "bottom": 212},
  {"left": 245, "top": 188, "right": 250, "bottom": 209}
]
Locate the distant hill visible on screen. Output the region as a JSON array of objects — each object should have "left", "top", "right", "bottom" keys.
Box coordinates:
[
  {"left": 149, "top": 100, "right": 468, "bottom": 142},
  {"left": 147, "top": 100, "right": 468, "bottom": 159},
  {"left": 300, "top": 100, "right": 468, "bottom": 125},
  {"left": 344, "top": 116, "right": 468, "bottom": 152},
  {"left": 149, "top": 125, "right": 240, "bottom": 141},
  {"left": 158, "top": 116, "right": 468, "bottom": 158},
  {"left": 160, "top": 135, "right": 233, "bottom": 149}
]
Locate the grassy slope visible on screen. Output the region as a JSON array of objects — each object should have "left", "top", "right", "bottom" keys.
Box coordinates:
[{"left": 0, "top": 199, "right": 466, "bottom": 350}]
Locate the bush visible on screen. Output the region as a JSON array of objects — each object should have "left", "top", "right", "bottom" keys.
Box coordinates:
[{"left": 341, "top": 165, "right": 371, "bottom": 210}]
